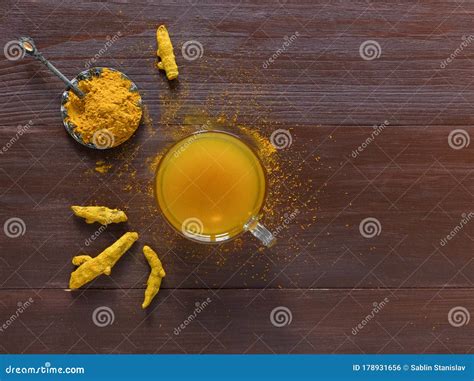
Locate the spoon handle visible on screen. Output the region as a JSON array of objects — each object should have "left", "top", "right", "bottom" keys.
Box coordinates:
[
  {"left": 18, "top": 37, "right": 85, "bottom": 99},
  {"left": 36, "top": 53, "right": 85, "bottom": 98}
]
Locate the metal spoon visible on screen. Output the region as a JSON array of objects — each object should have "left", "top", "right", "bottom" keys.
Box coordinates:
[
  {"left": 18, "top": 37, "right": 143, "bottom": 150},
  {"left": 19, "top": 37, "right": 84, "bottom": 98}
]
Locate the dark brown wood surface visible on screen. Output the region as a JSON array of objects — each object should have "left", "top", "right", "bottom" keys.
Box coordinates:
[{"left": 1, "top": 0, "right": 473, "bottom": 353}]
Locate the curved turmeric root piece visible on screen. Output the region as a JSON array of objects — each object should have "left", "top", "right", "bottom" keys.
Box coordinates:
[
  {"left": 72, "top": 255, "right": 93, "bottom": 266},
  {"left": 69, "top": 232, "right": 139, "bottom": 289},
  {"left": 71, "top": 206, "right": 128, "bottom": 225},
  {"left": 156, "top": 25, "right": 178, "bottom": 80},
  {"left": 142, "top": 245, "right": 166, "bottom": 309}
]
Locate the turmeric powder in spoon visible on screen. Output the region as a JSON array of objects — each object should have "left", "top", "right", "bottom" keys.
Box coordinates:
[{"left": 64, "top": 68, "right": 142, "bottom": 149}]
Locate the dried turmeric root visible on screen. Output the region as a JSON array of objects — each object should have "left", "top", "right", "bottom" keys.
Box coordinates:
[
  {"left": 71, "top": 206, "right": 127, "bottom": 225},
  {"left": 156, "top": 25, "right": 178, "bottom": 80},
  {"left": 69, "top": 232, "right": 139, "bottom": 289},
  {"left": 72, "top": 255, "right": 93, "bottom": 266},
  {"left": 142, "top": 245, "right": 166, "bottom": 309}
]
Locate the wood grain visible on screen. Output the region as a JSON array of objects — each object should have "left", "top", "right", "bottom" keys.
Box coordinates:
[
  {"left": 1, "top": 125, "right": 473, "bottom": 289},
  {"left": 0, "top": 0, "right": 473, "bottom": 354},
  {"left": 1, "top": 289, "right": 473, "bottom": 354}
]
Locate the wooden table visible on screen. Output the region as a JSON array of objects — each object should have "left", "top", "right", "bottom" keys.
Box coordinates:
[{"left": 1, "top": 0, "right": 473, "bottom": 354}]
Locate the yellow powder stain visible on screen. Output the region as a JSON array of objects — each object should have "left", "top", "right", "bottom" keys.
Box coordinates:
[
  {"left": 95, "top": 160, "right": 112, "bottom": 174},
  {"left": 237, "top": 125, "right": 279, "bottom": 175},
  {"left": 77, "top": 57, "right": 321, "bottom": 277},
  {"left": 147, "top": 153, "right": 163, "bottom": 174},
  {"left": 142, "top": 105, "right": 155, "bottom": 136}
]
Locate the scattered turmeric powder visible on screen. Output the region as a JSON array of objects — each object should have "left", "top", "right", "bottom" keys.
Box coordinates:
[
  {"left": 142, "top": 245, "right": 166, "bottom": 309},
  {"left": 156, "top": 25, "right": 178, "bottom": 80},
  {"left": 95, "top": 160, "right": 113, "bottom": 174},
  {"left": 69, "top": 232, "right": 139, "bottom": 289},
  {"left": 64, "top": 68, "right": 142, "bottom": 147},
  {"left": 71, "top": 206, "right": 128, "bottom": 225}
]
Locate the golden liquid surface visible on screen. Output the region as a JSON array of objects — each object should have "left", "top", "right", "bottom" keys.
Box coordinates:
[{"left": 155, "top": 132, "right": 266, "bottom": 242}]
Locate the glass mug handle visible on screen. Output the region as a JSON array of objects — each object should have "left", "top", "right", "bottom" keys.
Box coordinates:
[{"left": 244, "top": 217, "right": 276, "bottom": 247}]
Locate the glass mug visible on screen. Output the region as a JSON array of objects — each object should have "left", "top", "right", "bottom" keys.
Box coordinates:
[{"left": 154, "top": 130, "right": 275, "bottom": 247}]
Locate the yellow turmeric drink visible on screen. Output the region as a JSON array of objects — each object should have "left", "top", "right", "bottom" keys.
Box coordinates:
[{"left": 155, "top": 131, "right": 266, "bottom": 242}]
